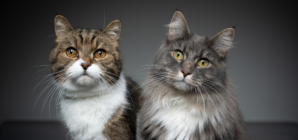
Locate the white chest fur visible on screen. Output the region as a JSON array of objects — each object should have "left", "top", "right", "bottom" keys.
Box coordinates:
[
  {"left": 60, "top": 75, "right": 127, "bottom": 140},
  {"left": 150, "top": 101, "right": 222, "bottom": 140}
]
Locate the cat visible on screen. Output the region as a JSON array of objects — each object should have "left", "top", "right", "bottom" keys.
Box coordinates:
[
  {"left": 49, "top": 15, "right": 138, "bottom": 140},
  {"left": 137, "top": 11, "right": 248, "bottom": 140}
]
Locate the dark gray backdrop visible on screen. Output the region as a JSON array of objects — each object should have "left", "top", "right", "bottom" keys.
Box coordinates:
[{"left": 1, "top": 0, "right": 297, "bottom": 124}]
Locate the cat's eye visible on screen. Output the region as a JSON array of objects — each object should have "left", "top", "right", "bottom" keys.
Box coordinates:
[
  {"left": 66, "top": 48, "right": 78, "bottom": 58},
  {"left": 198, "top": 59, "right": 209, "bottom": 68},
  {"left": 94, "top": 49, "right": 106, "bottom": 59},
  {"left": 173, "top": 50, "right": 184, "bottom": 60}
]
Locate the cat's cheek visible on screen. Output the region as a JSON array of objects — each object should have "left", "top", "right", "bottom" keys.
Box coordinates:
[
  {"left": 67, "top": 59, "right": 85, "bottom": 78},
  {"left": 184, "top": 75, "right": 192, "bottom": 84},
  {"left": 174, "top": 71, "right": 184, "bottom": 81},
  {"left": 86, "top": 64, "right": 102, "bottom": 79}
]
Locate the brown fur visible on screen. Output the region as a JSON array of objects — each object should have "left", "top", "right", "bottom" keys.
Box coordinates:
[
  {"left": 50, "top": 15, "right": 138, "bottom": 140},
  {"left": 103, "top": 104, "right": 134, "bottom": 140},
  {"left": 103, "top": 77, "right": 141, "bottom": 140},
  {"left": 126, "top": 77, "right": 142, "bottom": 112},
  {"left": 50, "top": 16, "right": 122, "bottom": 85}
]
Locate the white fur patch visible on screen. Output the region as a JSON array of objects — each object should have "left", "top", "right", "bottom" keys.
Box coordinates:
[
  {"left": 172, "top": 71, "right": 191, "bottom": 91},
  {"left": 60, "top": 64, "right": 127, "bottom": 140},
  {"left": 149, "top": 98, "right": 222, "bottom": 140},
  {"left": 63, "top": 59, "right": 114, "bottom": 97}
]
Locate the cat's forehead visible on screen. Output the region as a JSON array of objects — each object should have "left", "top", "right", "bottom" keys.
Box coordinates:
[
  {"left": 60, "top": 29, "right": 116, "bottom": 52},
  {"left": 184, "top": 35, "right": 206, "bottom": 51},
  {"left": 170, "top": 35, "right": 208, "bottom": 55},
  {"left": 73, "top": 29, "right": 102, "bottom": 45}
]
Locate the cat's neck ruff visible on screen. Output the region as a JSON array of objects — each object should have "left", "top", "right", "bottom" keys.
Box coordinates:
[
  {"left": 142, "top": 82, "right": 225, "bottom": 140},
  {"left": 59, "top": 73, "right": 127, "bottom": 140}
]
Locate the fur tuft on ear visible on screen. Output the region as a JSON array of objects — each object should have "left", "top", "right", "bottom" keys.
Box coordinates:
[
  {"left": 54, "top": 15, "right": 73, "bottom": 40},
  {"left": 210, "top": 28, "right": 235, "bottom": 57},
  {"left": 103, "top": 20, "right": 121, "bottom": 41},
  {"left": 167, "top": 11, "right": 190, "bottom": 40}
]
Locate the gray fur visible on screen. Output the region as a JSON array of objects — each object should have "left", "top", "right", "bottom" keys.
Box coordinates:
[{"left": 137, "top": 11, "right": 248, "bottom": 140}]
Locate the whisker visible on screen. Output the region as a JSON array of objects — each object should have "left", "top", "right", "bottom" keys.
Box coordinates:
[
  {"left": 199, "top": 85, "right": 218, "bottom": 112},
  {"left": 43, "top": 34, "right": 56, "bottom": 40},
  {"left": 103, "top": 10, "right": 105, "bottom": 29},
  {"left": 33, "top": 65, "right": 51, "bottom": 67},
  {"left": 196, "top": 87, "right": 205, "bottom": 114},
  {"left": 33, "top": 78, "right": 57, "bottom": 111},
  {"left": 204, "top": 80, "right": 233, "bottom": 96},
  {"left": 47, "top": 75, "right": 69, "bottom": 119},
  {"left": 133, "top": 65, "right": 172, "bottom": 74},
  {"left": 32, "top": 73, "right": 67, "bottom": 112},
  {"left": 202, "top": 83, "right": 228, "bottom": 108},
  {"left": 36, "top": 66, "right": 51, "bottom": 73}
]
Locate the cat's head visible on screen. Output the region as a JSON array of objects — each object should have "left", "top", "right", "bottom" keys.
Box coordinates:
[
  {"left": 153, "top": 11, "right": 234, "bottom": 92},
  {"left": 49, "top": 15, "right": 122, "bottom": 95}
]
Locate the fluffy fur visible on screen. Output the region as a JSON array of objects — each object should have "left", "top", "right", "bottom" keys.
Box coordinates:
[
  {"left": 50, "top": 15, "right": 136, "bottom": 140},
  {"left": 137, "top": 11, "right": 248, "bottom": 140},
  {"left": 60, "top": 74, "right": 127, "bottom": 140}
]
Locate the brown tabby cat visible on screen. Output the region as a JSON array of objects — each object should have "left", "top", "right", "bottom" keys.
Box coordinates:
[
  {"left": 50, "top": 15, "right": 137, "bottom": 140},
  {"left": 137, "top": 11, "right": 248, "bottom": 140}
]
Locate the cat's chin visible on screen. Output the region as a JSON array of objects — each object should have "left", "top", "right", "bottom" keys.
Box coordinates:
[
  {"left": 173, "top": 81, "right": 191, "bottom": 91},
  {"left": 62, "top": 75, "right": 99, "bottom": 91},
  {"left": 76, "top": 75, "right": 94, "bottom": 86}
]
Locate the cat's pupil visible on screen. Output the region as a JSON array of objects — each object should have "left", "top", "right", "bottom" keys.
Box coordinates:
[
  {"left": 70, "top": 49, "right": 73, "bottom": 54},
  {"left": 177, "top": 52, "right": 181, "bottom": 56},
  {"left": 201, "top": 60, "right": 205, "bottom": 64},
  {"left": 98, "top": 51, "right": 102, "bottom": 55}
]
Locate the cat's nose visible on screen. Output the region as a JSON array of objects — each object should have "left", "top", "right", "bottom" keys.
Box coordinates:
[
  {"left": 81, "top": 63, "right": 90, "bottom": 70},
  {"left": 181, "top": 70, "right": 191, "bottom": 78}
]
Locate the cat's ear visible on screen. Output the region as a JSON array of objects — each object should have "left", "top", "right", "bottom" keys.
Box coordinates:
[
  {"left": 54, "top": 15, "right": 74, "bottom": 39},
  {"left": 103, "top": 20, "right": 121, "bottom": 41},
  {"left": 210, "top": 28, "right": 235, "bottom": 57},
  {"left": 168, "top": 11, "right": 190, "bottom": 40}
]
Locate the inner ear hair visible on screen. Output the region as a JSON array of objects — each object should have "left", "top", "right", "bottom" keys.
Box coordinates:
[
  {"left": 168, "top": 11, "right": 190, "bottom": 40},
  {"left": 210, "top": 28, "right": 235, "bottom": 57},
  {"left": 54, "top": 15, "right": 74, "bottom": 39},
  {"left": 103, "top": 20, "right": 121, "bottom": 41}
]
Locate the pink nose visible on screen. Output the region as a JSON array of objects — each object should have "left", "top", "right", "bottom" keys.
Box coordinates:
[
  {"left": 81, "top": 63, "right": 90, "bottom": 70},
  {"left": 181, "top": 71, "right": 191, "bottom": 77}
]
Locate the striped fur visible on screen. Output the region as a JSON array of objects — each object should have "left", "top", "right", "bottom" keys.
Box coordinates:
[{"left": 49, "top": 15, "right": 137, "bottom": 140}]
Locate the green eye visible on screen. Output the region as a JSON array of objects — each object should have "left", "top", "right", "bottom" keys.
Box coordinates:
[
  {"left": 173, "top": 50, "right": 184, "bottom": 60},
  {"left": 198, "top": 59, "right": 209, "bottom": 67}
]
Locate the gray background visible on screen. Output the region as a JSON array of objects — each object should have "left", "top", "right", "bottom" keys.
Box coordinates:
[{"left": 1, "top": 0, "right": 297, "bottom": 124}]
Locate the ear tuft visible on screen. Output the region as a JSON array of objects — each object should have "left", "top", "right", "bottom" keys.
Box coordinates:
[
  {"left": 210, "top": 28, "right": 235, "bottom": 57},
  {"left": 167, "top": 11, "right": 190, "bottom": 40},
  {"left": 103, "top": 20, "right": 121, "bottom": 41},
  {"left": 54, "top": 15, "right": 73, "bottom": 39}
]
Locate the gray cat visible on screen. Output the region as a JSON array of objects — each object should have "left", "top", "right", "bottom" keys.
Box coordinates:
[{"left": 137, "top": 11, "right": 248, "bottom": 140}]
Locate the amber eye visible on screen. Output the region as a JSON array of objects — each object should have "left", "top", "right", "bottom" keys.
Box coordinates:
[
  {"left": 94, "top": 49, "right": 106, "bottom": 59},
  {"left": 173, "top": 50, "right": 184, "bottom": 60},
  {"left": 66, "top": 48, "right": 78, "bottom": 58},
  {"left": 198, "top": 59, "right": 209, "bottom": 68}
]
